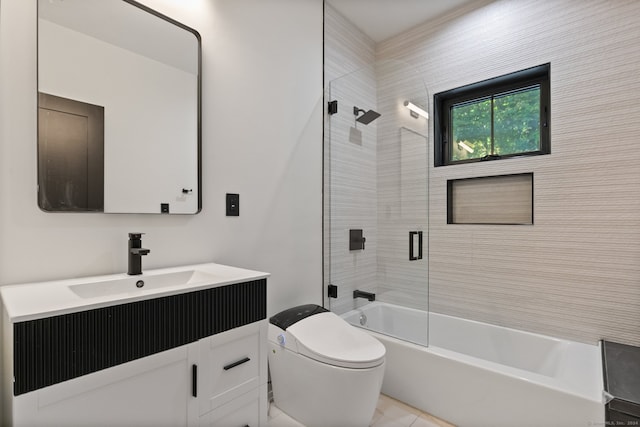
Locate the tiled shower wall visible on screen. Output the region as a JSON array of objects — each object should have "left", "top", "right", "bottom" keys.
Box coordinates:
[
  {"left": 324, "top": 3, "right": 378, "bottom": 315},
  {"left": 326, "top": 0, "right": 640, "bottom": 346},
  {"left": 376, "top": 0, "right": 640, "bottom": 346}
]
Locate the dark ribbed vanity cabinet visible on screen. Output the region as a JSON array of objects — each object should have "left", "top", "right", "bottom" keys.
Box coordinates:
[{"left": 1, "top": 271, "right": 268, "bottom": 427}]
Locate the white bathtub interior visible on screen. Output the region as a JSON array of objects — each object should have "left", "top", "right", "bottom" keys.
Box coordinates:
[
  {"left": 342, "top": 301, "right": 604, "bottom": 427},
  {"left": 346, "top": 300, "right": 429, "bottom": 346},
  {"left": 428, "top": 312, "right": 564, "bottom": 377}
]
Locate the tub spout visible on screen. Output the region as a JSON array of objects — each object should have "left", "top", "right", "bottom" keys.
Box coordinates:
[{"left": 353, "top": 290, "right": 375, "bottom": 301}]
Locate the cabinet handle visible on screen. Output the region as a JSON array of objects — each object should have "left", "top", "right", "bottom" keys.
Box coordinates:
[
  {"left": 192, "top": 364, "right": 197, "bottom": 397},
  {"left": 223, "top": 357, "right": 251, "bottom": 371}
]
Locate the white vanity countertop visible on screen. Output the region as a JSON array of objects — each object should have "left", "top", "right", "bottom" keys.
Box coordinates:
[{"left": 0, "top": 263, "right": 269, "bottom": 323}]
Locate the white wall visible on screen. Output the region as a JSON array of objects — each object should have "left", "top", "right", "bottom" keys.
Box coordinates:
[{"left": 0, "top": 0, "right": 322, "bottom": 312}]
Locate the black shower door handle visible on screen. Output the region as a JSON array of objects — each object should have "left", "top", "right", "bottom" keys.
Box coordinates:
[{"left": 409, "top": 231, "right": 423, "bottom": 261}]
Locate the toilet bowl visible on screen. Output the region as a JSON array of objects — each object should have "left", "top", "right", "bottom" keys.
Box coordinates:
[{"left": 268, "top": 304, "right": 385, "bottom": 427}]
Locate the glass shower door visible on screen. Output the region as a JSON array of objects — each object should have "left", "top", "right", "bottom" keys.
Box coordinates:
[{"left": 324, "top": 60, "right": 430, "bottom": 346}]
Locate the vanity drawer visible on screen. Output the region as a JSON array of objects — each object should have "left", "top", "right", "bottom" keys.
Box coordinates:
[
  {"left": 198, "top": 321, "right": 267, "bottom": 415},
  {"left": 199, "top": 384, "right": 267, "bottom": 427}
]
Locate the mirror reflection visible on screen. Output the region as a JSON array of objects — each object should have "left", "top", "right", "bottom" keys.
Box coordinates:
[{"left": 37, "top": 0, "right": 201, "bottom": 214}]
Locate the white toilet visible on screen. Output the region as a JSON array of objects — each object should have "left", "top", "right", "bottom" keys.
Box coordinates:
[{"left": 268, "top": 304, "right": 386, "bottom": 427}]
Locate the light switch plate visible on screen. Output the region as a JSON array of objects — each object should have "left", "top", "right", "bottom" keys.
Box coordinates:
[{"left": 226, "top": 193, "right": 239, "bottom": 216}]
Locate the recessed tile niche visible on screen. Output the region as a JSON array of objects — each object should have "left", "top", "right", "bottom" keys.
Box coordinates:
[{"left": 447, "top": 173, "right": 533, "bottom": 225}]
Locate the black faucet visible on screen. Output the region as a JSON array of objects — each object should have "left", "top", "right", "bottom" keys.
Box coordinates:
[
  {"left": 353, "top": 290, "right": 375, "bottom": 301},
  {"left": 128, "top": 233, "right": 150, "bottom": 275}
]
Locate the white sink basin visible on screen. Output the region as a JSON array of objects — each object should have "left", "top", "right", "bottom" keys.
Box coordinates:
[
  {"left": 0, "top": 263, "right": 270, "bottom": 322},
  {"left": 68, "top": 270, "right": 218, "bottom": 299}
]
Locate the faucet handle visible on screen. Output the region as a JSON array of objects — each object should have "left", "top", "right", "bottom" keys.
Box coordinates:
[
  {"left": 129, "top": 232, "right": 145, "bottom": 239},
  {"left": 130, "top": 248, "right": 150, "bottom": 256}
]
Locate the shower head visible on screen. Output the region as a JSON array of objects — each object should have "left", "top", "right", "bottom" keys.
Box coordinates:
[{"left": 353, "top": 106, "right": 381, "bottom": 125}]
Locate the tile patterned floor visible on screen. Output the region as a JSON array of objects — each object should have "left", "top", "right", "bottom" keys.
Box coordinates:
[{"left": 268, "top": 393, "right": 455, "bottom": 427}]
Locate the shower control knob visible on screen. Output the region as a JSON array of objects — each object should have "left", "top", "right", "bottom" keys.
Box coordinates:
[{"left": 277, "top": 334, "right": 286, "bottom": 346}]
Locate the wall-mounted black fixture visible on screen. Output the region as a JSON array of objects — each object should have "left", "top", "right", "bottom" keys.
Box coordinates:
[
  {"left": 328, "top": 284, "right": 338, "bottom": 299},
  {"left": 349, "top": 229, "right": 366, "bottom": 251},
  {"left": 409, "top": 231, "right": 423, "bottom": 261},
  {"left": 226, "top": 193, "right": 239, "bottom": 216},
  {"left": 353, "top": 106, "right": 381, "bottom": 125},
  {"left": 160, "top": 203, "right": 169, "bottom": 213},
  {"left": 328, "top": 100, "right": 338, "bottom": 115},
  {"left": 353, "top": 290, "right": 375, "bottom": 301}
]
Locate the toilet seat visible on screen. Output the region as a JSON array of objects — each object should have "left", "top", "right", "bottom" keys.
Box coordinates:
[{"left": 286, "top": 311, "right": 385, "bottom": 369}]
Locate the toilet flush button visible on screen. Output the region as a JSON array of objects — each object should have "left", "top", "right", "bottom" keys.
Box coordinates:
[{"left": 277, "top": 334, "right": 286, "bottom": 346}]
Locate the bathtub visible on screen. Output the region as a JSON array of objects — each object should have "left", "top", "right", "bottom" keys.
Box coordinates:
[{"left": 342, "top": 302, "right": 604, "bottom": 427}]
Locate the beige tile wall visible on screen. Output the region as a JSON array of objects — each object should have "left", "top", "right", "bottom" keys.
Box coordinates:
[
  {"left": 375, "top": 0, "right": 640, "bottom": 346},
  {"left": 325, "top": 0, "right": 640, "bottom": 346},
  {"left": 375, "top": 62, "right": 429, "bottom": 310},
  {"left": 324, "top": 3, "right": 378, "bottom": 315}
]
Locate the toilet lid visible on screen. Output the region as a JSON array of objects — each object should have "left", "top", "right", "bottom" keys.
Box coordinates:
[{"left": 287, "top": 311, "right": 385, "bottom": 369}]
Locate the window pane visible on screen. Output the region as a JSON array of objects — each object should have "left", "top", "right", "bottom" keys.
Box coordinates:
[
  {"left": 451, "top": 98, "right": 491, "bottom": 161},
  {"left": 493, "top": 86, "right": 540, "bottom": 155}
]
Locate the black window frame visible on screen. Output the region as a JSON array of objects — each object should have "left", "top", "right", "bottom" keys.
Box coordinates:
[{"left": 434, "top": 63, "right": 550, "bottom": 167}]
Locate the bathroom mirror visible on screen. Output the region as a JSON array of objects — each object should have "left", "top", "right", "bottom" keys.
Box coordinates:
[{"left": 37, "top": 0, "right": 201, "bottom": 214}]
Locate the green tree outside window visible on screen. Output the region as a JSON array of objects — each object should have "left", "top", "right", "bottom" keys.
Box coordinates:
[{"left": 451, "top": 86, "right": 540, "bottom": 162}]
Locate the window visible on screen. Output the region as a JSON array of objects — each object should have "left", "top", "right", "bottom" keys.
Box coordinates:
[{"left": 434, "top": 64, "right": 550, "bottom": 166}]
